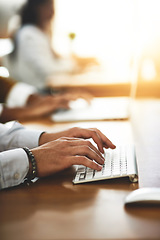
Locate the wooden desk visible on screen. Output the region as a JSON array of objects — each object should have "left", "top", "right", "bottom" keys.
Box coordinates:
[
  {"left": 48, "top": 73, "right": 160, "bottom": 98},
  {"left": 0, "top": 100, "right": 160, "bottom": 240},
  {"left": 47, "top": 73, "right": 131, "bottom": 97}
]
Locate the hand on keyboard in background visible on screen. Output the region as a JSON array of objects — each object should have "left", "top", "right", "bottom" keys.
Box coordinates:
[{"left": 39, "top": 127, "right": 116, "bottom": 154}]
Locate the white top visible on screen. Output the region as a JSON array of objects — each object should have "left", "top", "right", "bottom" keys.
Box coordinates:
[
  {"left": 4, "top": 25, "right": 74, "bottom": 89},
  {"left": 0, "top": 81, "right": 36, "bottom": 117},
  {"left": 0, "top": 121, "right": 43, "bottom": 189},
  {"left": 0, "top": 83, "right": 37, "bottom": 115},
  {"left": 6, "top": 82, "right": 36, "bottom": 107}
]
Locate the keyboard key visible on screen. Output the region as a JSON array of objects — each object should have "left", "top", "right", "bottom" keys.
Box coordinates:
[
  {"left": 85, "top": 172, "right": 94, "bottom": 180},
  {"left": 121, "top": 170, "right": 127, "bottom": 175},
  {"left": 113, "top": 169, "right": 121, "bottom": 176},
  {"left": 103, "top": 169, "right": 111, "bottom": 177},
  {"left": 94, "top": 171, "right": 103, "bottom": 178},
  {"left": 79, "top": 173, "right": 86, "bottom": 180},
  {"left": 73, "top": 145, "right": 138, "bottom": 184},
  {"left": 86, "top": 167, "right": 94, "bottom": 173},
  {"left": 74, "top": 172, "right": 81, "bottom": 182}
]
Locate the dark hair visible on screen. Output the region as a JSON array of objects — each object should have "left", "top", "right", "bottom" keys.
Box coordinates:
[
  {"left": 9, "top": 0, "right": 54, "bottom": 59},
  {"left": 21, "top": 0, "right": 54, "bottom": 26}
]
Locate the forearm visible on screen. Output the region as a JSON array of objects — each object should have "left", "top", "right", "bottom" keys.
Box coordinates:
[
  {"left": 0, "top": 76, "right": 15, "bottom": 103},
  {"left": 0, "top": 106, "right": 32, "bottom": 123}
]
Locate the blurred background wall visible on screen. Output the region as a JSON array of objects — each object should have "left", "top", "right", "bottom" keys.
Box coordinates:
[{"left": 0, "top": 0, "right": 160, "bottom": 96}]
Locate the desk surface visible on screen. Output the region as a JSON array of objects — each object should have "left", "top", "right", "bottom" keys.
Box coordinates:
[
  {"left": 0, "top": 99, "right": 160, "bottom": 240},
  {"left": 48, "top": 73, "right": 160, "bottom": 98}
]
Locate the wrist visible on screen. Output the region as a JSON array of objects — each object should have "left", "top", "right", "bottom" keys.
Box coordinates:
[
  {"left": 39, "top": 132, "right": 48, "bottom": 145},
  {"left": 38, "top": 129, "right": 72, "bottom": 146},
  {"left": 23, "top": 147, "right": 37, "bottom": 181},
  {"left": 27, "top": 93, "right": 42, "bottom": 105}
]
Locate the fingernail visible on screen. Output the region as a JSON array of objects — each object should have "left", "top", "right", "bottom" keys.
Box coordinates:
[
  {"left": 100, "top": 155, "right": 105, "bottom": 161},
  {"left": 98, "top": 165, "right": 103, "bottom": 171},
  {"left": 99, "top": 161, "right": 104, "bottom": 166},
  {"left": 101, "top": 148, "right": 104, "bottom": 154},
  {"left": 101, "top": 156, "right": 105, "bottom": 161}
]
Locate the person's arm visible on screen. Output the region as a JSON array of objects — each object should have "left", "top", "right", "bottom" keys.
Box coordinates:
[
  {"left": 0, "top": 121, "right": 43, "bottom": 189},
  {"left": 0, "top": 94, "right": 71, "bottom": 123},
  {"left": 0, "top": 121, "right": 42, "bottom": 151},
  {"left": 6, "top": 82, "right": 36, "bottom": 107},
  {"left": 0, "top": 133, "right": 105, "bottom": 190},
  {"left": 0, "top": 76, "right": 71, "bottom": 122},
  {"left": 0, "top": 76, "right": 37, "bottom": 107},
  {"left": 0, "top": 105, "right": 50, "bottom": 123},
  {"left": 0, "top": 122, "right": 115, "bottom": 189},
  {"left": 0, "top": 90, "right": 93, "bottom": 123},
  {"left": 0, "top": 76, "right": 15, "bottom": 103},
  {"left": 0, "top": 149, "right": 29, "bottom": 189}
]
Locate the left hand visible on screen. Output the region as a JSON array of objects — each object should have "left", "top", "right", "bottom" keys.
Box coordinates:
[{"left": 39, "top": 127, "right": 116, "bottom": 154}]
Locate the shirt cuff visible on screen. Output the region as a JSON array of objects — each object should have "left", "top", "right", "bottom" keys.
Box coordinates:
[
  {"left": 6, "top": 82, "right": 37, "bottom": 107},
  {"left": 8, "top": 121, "right": 43, "bottom": 149},
  {"left": 0, "top": 148, "right": 29, "bottom": 189},
  {"left": 0, "top": 121, "right": 44, "bottom": 152},
  {"left": 14, "top": 128, "right": 43, "bottom": 149}
]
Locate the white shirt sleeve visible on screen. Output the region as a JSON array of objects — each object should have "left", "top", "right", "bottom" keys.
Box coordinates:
[
  {"left": 0, "top": 121, "right": 42, "bottom": 151},
  {"left": 0, "top": 121, "right": 43, "bottom": 189},
  {"left": 0, "top": 148, "right": 29, "bottom": 189},
  {"left": 6, "top": 82, "right": 37, "bottom": 107}
]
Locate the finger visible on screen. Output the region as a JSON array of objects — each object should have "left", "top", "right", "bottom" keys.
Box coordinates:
[
  {"left": 59, "top": 137, "right": 85, "bottom": 141},
  {"left": 71, "top": 156, "right": 103, "bottom": 171},
  {"left": 71, "top": 145, "right": 105, "bottom": 165},
  {"left": 89, "top": 128, "right": 116, "bottom": 150},
  {"left": 64, "top": 138, "right": 105, "bottom": 160},
  {"left": 77, "top": 128, "right": 105, "bottom": 153},
  {"left": 59, "top": 102, "right": 70, "bottom": 109}
]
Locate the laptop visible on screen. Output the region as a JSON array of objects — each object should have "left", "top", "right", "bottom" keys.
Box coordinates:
[
  {"left": 51, "top": 96, "right": 130, "bottom": 122},
  {"left": 51, "top": 52, "right": 139, "bottom": 123},
  {"left": 51, "top": 65, "right": 139, "bottom": 122}
]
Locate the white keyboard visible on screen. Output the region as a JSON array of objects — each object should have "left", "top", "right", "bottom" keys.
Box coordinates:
[{"left": 73, "top": 145, "right": 138, "bottom": 184}]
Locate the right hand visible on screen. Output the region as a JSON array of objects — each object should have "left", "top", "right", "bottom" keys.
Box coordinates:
[
  {"left": 39, "top": 127, "right": 116, "bottom": 154},
  {"left": 26, "top": 92, "right": 92, "bottom": 118},
  {"left": 26, "top": 94, "right": 70, "bottom": 118},
  {"left": 31, "top": 137, "right": 105, "bottom": 178}
]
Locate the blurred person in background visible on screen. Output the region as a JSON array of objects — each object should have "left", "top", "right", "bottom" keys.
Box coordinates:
[
  {"left": 0, "top": 75, "right": 90, "bottom": 123},
  {"left": 0, "top": 0, "right": 92, "bottom": 123},
  {"left": 3, "top": 0, "right": 78, "bottom": 90}
]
